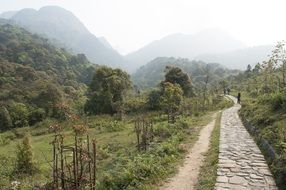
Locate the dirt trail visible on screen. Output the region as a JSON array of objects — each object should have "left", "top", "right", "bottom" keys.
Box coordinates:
[{"left": 160, "top": 113, "right": 218, "bottom": 190}]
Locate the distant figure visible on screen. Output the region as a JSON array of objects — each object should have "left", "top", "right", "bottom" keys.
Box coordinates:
[
  {"left": 227, "top": 88, "right": 231, "bottom": 95},
  {"left": 237, "top": 92, "right": 241, "bottom": 104},
  {"left": 223, "top": 88, "right": 226, "bottom": 95}
]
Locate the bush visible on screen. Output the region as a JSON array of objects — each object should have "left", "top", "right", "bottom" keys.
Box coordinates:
[
  {"left": 125, "top": 97, "right": 146, "bottom": 114},
  {"left": 0, "top": 154, "right": 14, "bottom": 189},
  {"left": 89, "top": 116, "right": 125, "bottom": 132},
  {"left": 0, "top": 135, "right": 11, "bottom": 145},
  {"left": 175, "top": 117, "right": 189, "bottom": 129},
  {"left": 259, "top": 92, "right": 286, "bottom": 111},
  {"left": 153, "top": 123, "right": 173, "bottom": 139},
  {"left": 12, "top": 127, "right": 30, "bottom": 138},
  {"left": 14, "top": 136, "right": 37, "bottom": 175}
]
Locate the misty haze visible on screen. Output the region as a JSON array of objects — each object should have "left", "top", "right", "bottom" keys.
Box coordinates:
[{"left": 0, "top": 1, "right": 285, "bottom": 190}]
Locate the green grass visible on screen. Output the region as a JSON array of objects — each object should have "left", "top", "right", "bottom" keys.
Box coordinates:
[
  {"left": 239, "top": 94, "right": 286, "bottom": 189},
  {"left": 195, "top": 112, "right": 222, "bottom": 190},
  {"left": 0, "top": 98, "right": 232, "bottom": 189},
  {"left": 0, "top": 113, "right": 213, "bottom": 189}
]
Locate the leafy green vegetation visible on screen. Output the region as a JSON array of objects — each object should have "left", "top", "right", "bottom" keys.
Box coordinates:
[
  {"left": 229, "top": 42, "right": 286, "bottom": 189},
  {"left": 0, "top": 23, "right": 97, "bottom": 130},
  {"left": 132, "top": 57, "right": 239, "bottom": 90},
  {"left": 0, "top": 104, "right": 231, "bottom": 189},
  {"left": 84, "top": 66, "right": 132, "bottom": 115},
  {"left": 0, "top": 20, "right": 243, "bottom": 189},
  {"left": 196, "top": 112, "right": 222, "bottom": 190}
]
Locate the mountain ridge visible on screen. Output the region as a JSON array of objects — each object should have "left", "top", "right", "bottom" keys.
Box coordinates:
[
  {"left": 1, "top": 6, "right": 125, "bottom": 68},
  {"left": 125, "top": 28, "right": 246, "bottom": 72}
]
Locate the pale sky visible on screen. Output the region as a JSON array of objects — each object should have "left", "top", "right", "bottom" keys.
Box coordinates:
[{"left": 0, "top": 0, "right": 286, "bottom": 55}]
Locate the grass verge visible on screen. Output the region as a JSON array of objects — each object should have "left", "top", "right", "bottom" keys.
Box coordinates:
[{"left": 195, "top": 111, "right": 222, "bottom": 190}]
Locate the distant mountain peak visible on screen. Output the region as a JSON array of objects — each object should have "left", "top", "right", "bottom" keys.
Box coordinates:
[
  {"left": 4, "top": 5, "right": 125, "bottom": 68},
  {"left": 125, "top": 28, "right": 247, "bottom": 72}
]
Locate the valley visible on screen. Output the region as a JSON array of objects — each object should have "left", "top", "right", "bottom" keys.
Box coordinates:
[{"left": 0, "top": 3, "right": 285, "bottom": 190}]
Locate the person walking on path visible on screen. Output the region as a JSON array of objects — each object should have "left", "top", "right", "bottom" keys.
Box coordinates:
[{"left": 237, "top": 92, "right": 241, "bottom": 104}]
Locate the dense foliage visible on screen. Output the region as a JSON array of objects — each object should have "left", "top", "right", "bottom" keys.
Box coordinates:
[
  {"left": 2, "top": 6, "right": 125, "bottom": 68},
  {"left": 132, "top": 57, "right": 239, "bottom": 89},
  {"left": 159, "top": 82, "right": 183, "bottom": 122},
  {"left": 0, "top": 24, "right": 97, "bottom": 130},
  {"left": 229, "top": 42, "right": 286, "bottom": 189},
  {"left": 84, "top": 66, "right": 132, "bottom": 115},
  {"left": 163, "top": 66, "right": 193, "bottom": 96},
  {"left": 15, "top": 136, "right": 37, "bottom": 174}
]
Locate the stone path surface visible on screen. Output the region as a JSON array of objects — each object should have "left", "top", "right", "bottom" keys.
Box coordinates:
[{"left": 215, "top": 96, "right": 277, "bottom": 190}]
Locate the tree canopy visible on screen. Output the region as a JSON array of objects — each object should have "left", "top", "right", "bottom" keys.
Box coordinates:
[
  {"left": 84, "top": 66, "right": 132, "bottom": 115},
  {"left": 163, "top": 66, "right": 193, "bottom": 96},
  {"left": 0, "top": 23, "right": 97, "bottom": 128}
]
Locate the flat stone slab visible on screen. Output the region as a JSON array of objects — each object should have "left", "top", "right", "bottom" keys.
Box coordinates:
[{"left": 215, "top": 96, "right": 277, "bottom": 190}]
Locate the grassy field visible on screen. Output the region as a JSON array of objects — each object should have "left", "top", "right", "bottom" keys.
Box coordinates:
[{"left": 0, "top": 98, "right": 231, "bottom": 189}]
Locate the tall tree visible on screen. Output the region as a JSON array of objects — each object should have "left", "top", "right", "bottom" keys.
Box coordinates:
[
  {"left": 85, "top": 66, "right": 132, "bottom": 115},
  {"left": 164, "top": 66, "right": 193, "bottom": 96},
  {"left": 159, "top": 82, "right": 183, "bottom": 123}
]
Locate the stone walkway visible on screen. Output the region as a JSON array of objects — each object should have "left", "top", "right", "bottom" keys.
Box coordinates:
[{"left": 215, "top": 96, "right": 277, "bottom": 190}]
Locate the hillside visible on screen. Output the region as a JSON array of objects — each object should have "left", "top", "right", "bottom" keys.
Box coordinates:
[
  {"left": 195, "top": 45, "right": 273, "bottom": 70},
  {"left": 126, "top": 28, "right": 246, "bottom": 72},
  {"left": 1, "top": 6, "right": 125, "bottom": 68},
  {"left": 0, "top": 23, "right": 97, "bottom": 128},
  {"left": 132, "top": 57, "right": 239, "bottom": 89}
]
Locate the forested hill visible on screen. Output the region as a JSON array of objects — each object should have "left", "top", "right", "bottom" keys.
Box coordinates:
[
  {"left": 132, "top": 57, "right": 240, "bottom": 89},
  {"left": 0, "top": 24, "right": 97, "bottom": 128},
  {"left": 0, "top": 6, "right": 125, "bottom": 68}
]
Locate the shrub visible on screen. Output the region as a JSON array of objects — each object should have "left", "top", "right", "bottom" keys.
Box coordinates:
[
  {"left": 175, "top": 117, "right": 189, "bottom": 129},
  {"left": 259, "top": 92, "right": 286, "bottom": 111},
  {"left": 0, "top": 135, "right": 11, "bottom": 145},
  {"left": 125, "top": 97, "right": 146, "bottom": 114},
  {"left": 0, "top": 154, "right": 14, "bottom": 189},
  {"left": 14, "top": 136, "right": 37, "bottom": 175},
  {"left": 12, "top": 127, "right": 29, "bottom": 139},
  {"left": 153, "top": 123, "right": 173, "bottom": 139},
  {"left": 89, "top": 116, "right": 125, "bottom": 132},
  {"left": 269, "top": 93, "right": 286, "bottom": 111}
]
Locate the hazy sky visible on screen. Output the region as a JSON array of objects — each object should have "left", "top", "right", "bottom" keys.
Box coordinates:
[{"left": 0, "top": 0, "right": 286, "bottom": 55}]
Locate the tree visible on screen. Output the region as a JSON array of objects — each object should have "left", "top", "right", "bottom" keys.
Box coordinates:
[
  {"left": 33, "top": 84, "right": 63, "bottom": 115},
  {"left": 147, "top": 89, "right": 161, "bottom": 110},
  {"left": 164, "top": 66, "right": 193, "bottom": 96},
  {"left": 219, "top": 80, "right": 228, "bottom": 94},
  {"left": 15, "top": 136, "right": 37, "bottom": 174},
  {"left": 245, "top": 64, "right": 252, "bottom": 78},
  {"left": 84, "top": 66, "right": 132, "bottom": 115},
  {"left": 253, "top": 63, "right": 261, "bottom": 74},
  {"left": 9, "top": 102, "right": 29, "bottom": 128},
  {"left": 0, "top": 106, "right": 12, "bottom": 130},
  {"left": 159, "top": 82, "right": 183, "bottom": 123}
]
